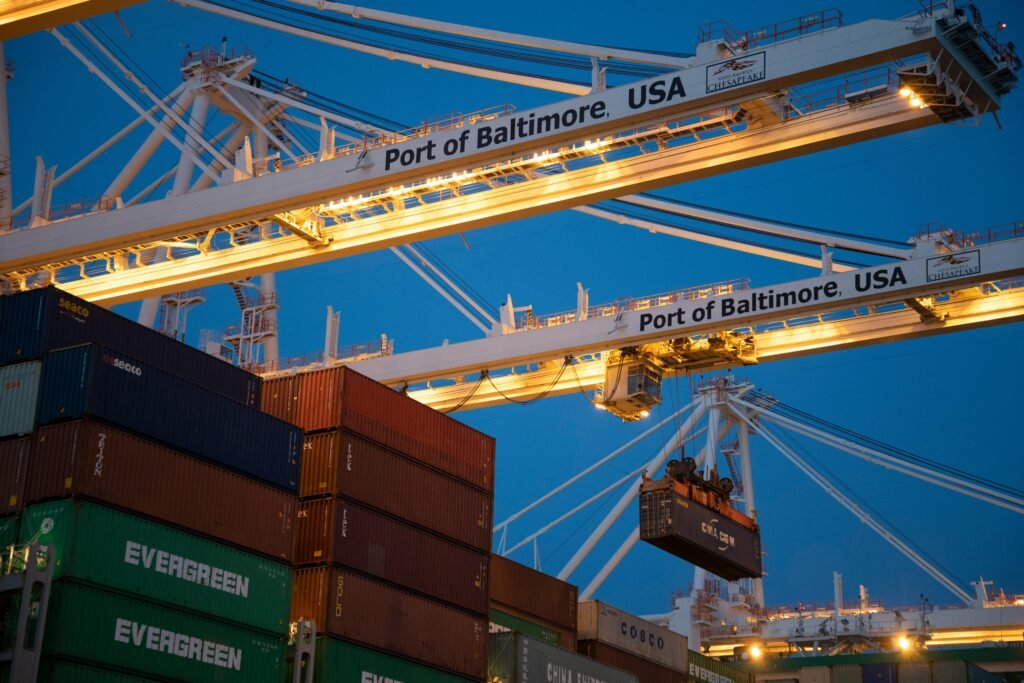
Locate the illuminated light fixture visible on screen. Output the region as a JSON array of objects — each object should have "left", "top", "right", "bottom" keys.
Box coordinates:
[
  {"left": 639, "top": 410, "right": 650, "bottom": 418},
  {"left": 749, "top": 644, "right": 763, "bottom": 659},
  {"left": 595, "top": 403, "right": 607, "bottom": 411},
  {"left": 899, "top": 86, "right": 913, "bottom": 98},
  {"left": 909, "top": 96, "right": 922, "bottom": 107},
  {"left": 897, "top": 635, "right": 912, "bottom": 652}
]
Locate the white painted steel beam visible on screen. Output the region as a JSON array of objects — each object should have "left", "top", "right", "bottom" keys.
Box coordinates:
[
  {"left": 24, "top": 100, "right": 937, "bottom": 299},
  {"left": 3, "top": 10, "right": 958, "bottom": 276},
  {"left": 401, "top": 281, "right": 1024, "bottom": 411}
]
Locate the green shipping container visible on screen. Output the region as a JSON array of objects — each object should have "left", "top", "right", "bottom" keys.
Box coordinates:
[
  {"left": 37, "top": 660, "right": 162, "bottom": 681},
  {"left": 37, "top": 582, "right": 286, "bottom": 682},
  {"left": 489, "top": 608, "right": 560, "bottom": 645},
  {"left": 304, "top": 637, "right": 474, "bottom": 682},
  {"left": 19, "top": 500, "right": 292, "bottom": 634},
  {"left": 0, "top": 515, "right": 17, "bottom": 549},
  {"left": 689, "top": 649, "right": 753, "bottom": 683}
]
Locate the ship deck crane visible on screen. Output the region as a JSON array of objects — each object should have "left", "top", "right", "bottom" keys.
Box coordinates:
[{"left": 1, "top": 3, "right": 1018, "bottom": 302}]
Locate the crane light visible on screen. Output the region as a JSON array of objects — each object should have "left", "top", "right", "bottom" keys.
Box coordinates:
[
  {"left": 749, "top": 644, "right": 763, "bottom": 659},
  {"left": 909, "top": 96, "right": 922, "bottom": 107},
  {"left": 897, "top": 635, "right": 912, "bottom": 652},
  {"left": 899, "top": 86, "right": 913, "bottom": 98}
]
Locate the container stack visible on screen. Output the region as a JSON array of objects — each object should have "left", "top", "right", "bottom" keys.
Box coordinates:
[
  {"left": 689, "top": 648, "right": 754, "bottom": 683},
  {"left": 0, "top": 287, "right": 299, "bottom": 682},
  {"left": 263, "top": 366, "right": 496, "bottom": 682},
  {"left": 489, "top": 553, "right": 579, "bottom": 650},
  {"left": 577, "top": 599, "right": 689, "bottom": 682}
]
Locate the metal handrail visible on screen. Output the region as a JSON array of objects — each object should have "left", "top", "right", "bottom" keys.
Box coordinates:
[{"left": 699, "top": 8, "right": 844, "bottom": 49}]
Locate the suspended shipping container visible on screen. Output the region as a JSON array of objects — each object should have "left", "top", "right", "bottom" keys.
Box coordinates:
[
  {"left": 20, "top": 500, "right": 293, "bottom": 633},
  {"left": 263, "top": 367, "right": 494, "bottom": 491},
  {"left": 37, "top": 344, "right": 300, "bottom": 491},
  {"left": 28, "top": 420, "right": 296, "bottom": 561},
  {"left": 489, "top": 631, "right": 639, "bottom": 683},
  {"left": 490, "top": 553, "right": 578, "bottom": 631},
  {"left": 639, "top": 476, "right": 762, "bottom": 581},
  {"left": 291, "top": 566, "right": 487, "bottom": 680},
  {"left": 0, "top": 437, "right": 29, "bottom": 514},
  {"left": 0, "top": 287, "right": 261, "bottom": 406},
  {"left": 25, "top": 582, "right": 286, "bottom": 683},
  {"left": 0, "top": 361, "right": 40, "bottom": 438},
  {"left": 294, "top": 497, "right": 488, "bottom": 614},
  {"left": 300, "top": 637, "right": 475, "bottom": 683},
  {"left": 578, "top": 640, "right": 686, "bottom": 683},
  {"left": 578, "top": 600, "right": 688, "bottom": 673},
  {"left": 301, "top": 430, "right": 492, "bottom": 551},
  {"left": 689, "top": 649, "right": 754, "bottom": 683}
]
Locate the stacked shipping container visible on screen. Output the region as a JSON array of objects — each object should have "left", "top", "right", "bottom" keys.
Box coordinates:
[
  {"left": 0, "top": 287, "right": 298, "bottom": 681},
  {"left": 577, "top": 599, "right": 689, "bottom": 682},
  {"left": 489, "top": 553, "right": 580, "bottom": 650},
  {"left": 267, "top": 366, "right": 496, "bottom": 682}
]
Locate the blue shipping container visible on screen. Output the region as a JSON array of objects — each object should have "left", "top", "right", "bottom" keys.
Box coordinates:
[
  {"left": 0, "top": 287, "right": 260, "bottom": 406},
  {"left": 36, "top": 344, "right": 299, "bottom": 491}
]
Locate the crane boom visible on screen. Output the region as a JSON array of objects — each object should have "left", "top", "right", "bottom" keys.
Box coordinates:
[
  {"left": 2, "top": 5, "right": 1015, "bottom": 300},
  {"left": 345, "top": 235, "right": 1024, "bottom": 411}
]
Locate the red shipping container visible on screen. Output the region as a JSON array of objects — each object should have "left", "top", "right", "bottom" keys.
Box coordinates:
[
  {"left": 490, "top": 554, "right": 578, "bottom": 631},
  {"left": 577, "top": 640, "right": 685, "bottom": 683},
  {"left": 294, "top": 497, "right": 488, "bottom": 615},
  {"left": 29, "top": 420, "right": 296, "bottom": 561},
  {"left": 0, "top": 437, "right": 29, "bottom": 514},
  {"left": 292, "top": 566, "right": 486, "bottom": 680},
  {"left": 301, "top": 431, "right": 492, "bottom": 551},
  {"left": 264, "top": 367, "right": 494, "bottom": 492}
]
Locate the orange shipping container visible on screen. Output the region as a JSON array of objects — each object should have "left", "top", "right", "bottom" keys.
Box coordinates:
[
  {"left": 300, "top": 430, "right": 492, "bottom": 551},
  {"left": 0, "top": 437, "right": 29, "bottom": 514},
  {"left": 489, "top": 554, "right": 578, "bottom": 631},
  {"left": 292, "top": 566, "right": 487, "bottom": 680}
]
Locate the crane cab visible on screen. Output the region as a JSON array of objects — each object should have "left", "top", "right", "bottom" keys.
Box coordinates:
[{"left": 597, "top": 357, "right": 662, "bottom": 421}]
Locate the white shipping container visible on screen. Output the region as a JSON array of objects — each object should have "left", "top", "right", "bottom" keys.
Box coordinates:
[
  {"left": 0, "top": 361, "right": 40, "bottom": 437},
  {"left": 577, "top": 600, "right": 687, "bottom": 673}
]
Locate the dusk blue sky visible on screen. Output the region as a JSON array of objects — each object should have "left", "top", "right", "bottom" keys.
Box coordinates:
[{"left": 5, "top": 0, "right": 1023, "bottom": 616}]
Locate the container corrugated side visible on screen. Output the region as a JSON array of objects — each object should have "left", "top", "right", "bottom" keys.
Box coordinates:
[
  {"left": 28, "top": 420, "right": 296, "bottom": 561},
  {"left": 295, "top": 497, "right": 488, "bottom": 614},
  {"left": 0, "top": 515, "right": 17, "bottom": 549},
  {"left": 489, "top": 631, "right": 639, "bottom": 683},
  {"left": 490, "top": 554, "right": 577, "bottom": 631},
  {"left": 931, "top": 662, "right": 967, "bottom": 683},
  {"left": 0, "top": 287, "right": 261, "bottom": 406},
  {"left": 577, "top": 599, "right": 687, "bottom": 672},
  {"left": 265, "top": 367, "right": 494, "bottom": 491},
  {"left": 689, "top": 649, "right": 753, "bottom": 683},
  {"left": 37, "top": 344, "right": 299, "bottom": 491},
  {"left": 801, "top": 667, "right": 832, "bottom": 683},
  {"left": 291, "top": 566, "right": 487, "bottom": 680},
  {"left": 302, "top": 430, "right": 492, "bottom": 551},
  {"left": 21, "top": 499, "right": 292, "bottom": 633},
  {"left": 0, "top": 361, "right": 40, "bottom": 438},
  {"left": 0, "top": 437, "right": 29, "bottom": 514},
  {"left": 578, "top": 640, "right": 685, "bottom": 683},
  {"left": 310, "top": 637, "right": 475, "bottom": 683},
  {"left": 36, "top": 660, "right": 163, "bottom": 682},
  {"left": 899, "top": 663, "right": 931, "bottom": 683},
  {"left": 29, "top": 582, "right": 285, "bottom": 682},
  {"left": 490, "top": 603, "right": 576, "bottom": 650},
  {"left": 261, "top": 375, "right": 298, "bottom": 427},
  {"left": 864, "top": 663, "right": 898, "bottom": 683}
]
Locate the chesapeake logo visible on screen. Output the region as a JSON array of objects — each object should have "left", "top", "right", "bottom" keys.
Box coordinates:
[
  {"left": 701, "top": 519, "right": 736, "bottom": 552},
  {"left": 706, "top": 52, "right": 766, "bottom": 93},
  {"left": 124, "top": 540, "right": 251, "bottom": 598},
  {"left": 102, "top": 354, "right": 142, "bottom": 376},
  {"left": 58, "top": 297, "right": 90, "bottom": 319},
  {"left": 926, "top": 250, "right": 980, "bottom": 282},
  {"left": 113, "top": 618, "right": 242, "bottom": 670}
]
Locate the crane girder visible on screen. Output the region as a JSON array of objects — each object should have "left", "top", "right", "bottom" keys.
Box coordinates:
[
  {"left": 1, "top": 6, "right": 1010, "bottom": 299},
  {"left": 347, "top": 237, "right": 1024, "bottom": 411}
]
